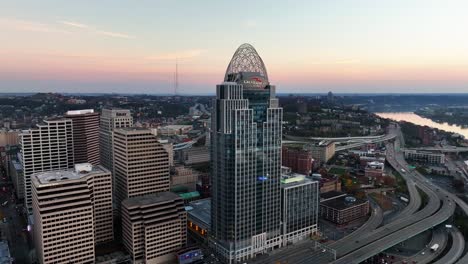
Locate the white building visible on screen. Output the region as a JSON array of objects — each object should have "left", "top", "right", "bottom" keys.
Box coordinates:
[{"left": 32, "top": 164, "right": 113, "bottom": 263}]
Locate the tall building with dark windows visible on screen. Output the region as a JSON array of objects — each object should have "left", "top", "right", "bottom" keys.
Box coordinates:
[
  {"left": 99, "top": 108, "right": 133, "bottom": 171},
  {"left": 65, "top": 109, "right": 100, "bottom": 165},
  {"left": 211, "top": 44, "right": 283, "bottom": 262}
]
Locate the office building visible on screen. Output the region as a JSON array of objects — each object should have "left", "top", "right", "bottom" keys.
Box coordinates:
[
  {"left": 280, "top": 174, "right": 319, "bottom": 246},
  {"left": 9, "top": 158, "right": 24, "bottom": 199},
  {"left": 403, "top": 149, "right": 445, "bottom": 165},
  {"left": 309, "top": 140, "right": 335, "bottom": 164},
  {"left": 320, "top": 195, "right": 369, "bottom": 225},
  {"left": 113, "top": 128, "right": 170, "bottom": 210},
  {"left": 211, "top": 44, "right": 283, "bottom": 262},
  {"left": 282, "top": 146, "right": 313, "bottom": 175},
  {"left": 65, "top": 109, "right": 100, "bottom": 165},
  {"left": 121, "top": 193, "right": 186, "bottom": 264},
  {"left": 32, "top": 164, "right": 113, "bottom": 264},
  {"left": 32, "top": 163, "right": 113, "bottom": 263},
  {"left": 20, "top": 118, "right": 74, "bottom": 213},
  {"left": 99, "top": 108, "right": 133, "bottom": 171},
  {"left": 364, "top": 161, "right": 385, "bottom": 178},
  {"left": 0, "top": 129, "right": 19, "bottom": 147}
]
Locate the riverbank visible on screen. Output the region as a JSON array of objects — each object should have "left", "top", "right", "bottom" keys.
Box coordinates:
[
  {"left": 376, "top": 112, "right": 468, "bottom": 139},
  {"left": 415, "top": 108, "right": 468, "bottom": 129}
]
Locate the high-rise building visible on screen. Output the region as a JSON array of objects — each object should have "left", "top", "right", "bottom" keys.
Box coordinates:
[
  {"left": 280, "top": 173, "right": 319, "bottom": 246},
  {"left": 121, "top": 192, "right": 186, "bottom": 264},
  {"left": 211, "top": 44, "right": 283, "bottom": 262},
  {"left": 65, "top": 109, "right": 100, "bottom": 165},
  {"left": 113, "top": 128, "right": 170, "bottom": 210},
  {"left": 20, "top": 118, "right": 74, "bottom": 213},
  {"left": 32, "top": 164, "right": 113, "bottom": 259},
  {"left": 99, "top": 108, "right": 133, "bottom": 171},
  {"left": 32, "top": 163, "right": 113, "bottom": 264}
]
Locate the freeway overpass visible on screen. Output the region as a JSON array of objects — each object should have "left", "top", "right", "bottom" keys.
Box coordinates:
[{"left": 404, "top": 146, "right": 468, "bottom": 153}]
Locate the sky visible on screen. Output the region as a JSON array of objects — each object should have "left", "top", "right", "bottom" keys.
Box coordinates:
[{"left": 2, "top": 0, "right": 468, "bottom": 94}]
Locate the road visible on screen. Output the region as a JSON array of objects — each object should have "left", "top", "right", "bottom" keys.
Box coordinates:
[
  {"left": 330, "top": 125, "right": 456, "bottom": 263},
  {"left": 0, "top": 163, "right": 31, "bottom": 263},
  {"left": 397, "top": 225, "right": 448, "bottom": 264},
  {"left": 433, "top": 226, "right": 465, "bottom": 264}
]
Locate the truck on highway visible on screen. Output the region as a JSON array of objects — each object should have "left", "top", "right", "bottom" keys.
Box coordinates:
[
  {"left": 400, "top": 196, "right": 409, "bottom": 203},
  {"left": 401, "top": 168, "right": 406, "bottom": 173},
  {"left": 430, "top": 244, "right": 439, "bottom": 251}
]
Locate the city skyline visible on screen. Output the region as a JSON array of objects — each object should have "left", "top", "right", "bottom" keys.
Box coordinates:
[{"left": 2, "top": 0, "right": 468, "bottom": 94}]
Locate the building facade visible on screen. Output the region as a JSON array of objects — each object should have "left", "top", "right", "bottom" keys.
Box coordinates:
[
  {"left": 281, "top": 174, "right": 319, "bottom": 246},
  {"left": 113, "top": 128, "right": 170, "bottom": 210},
  {"left": 31, "top": 163, "right": 113, "bottom": 263},
  {"left": 309, "top": 140, "right": 335, "bottom": 164},
  {"left": 99, "top": 108, "right": 133, "bottom": 171},
  {"left": 211, "top": 44, "right": 283, "bottom": 262},
  {"left": 282, "top": 146, "right": 313, "bottom": 175},
  {"left": 65, "top": 109, "right": 100, "bottom": 165},
  {"left": 32, "top": 164, "right": 114, "bottom": 264},
  {"left": 320, "top": 195, "right": 369, "bottom": 225},
  {"left": 20, "top": 118, "right": 74, "bottom": 213},
  {"left": 121, "top": 193, "right": 186, "bottom": 264},
  {"left": 403, "top": 149, "right": 445, "bottom": 165}
]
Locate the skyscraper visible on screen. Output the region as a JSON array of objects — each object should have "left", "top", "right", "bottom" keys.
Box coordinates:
[
  {"left": 99, "top": 108, "right": 133, "bottom": 171},
  {"left": 20, "top": 118, "right": 74, "bottom": 213},
  {"left": 113, "top": 128, "right": 170, "bottom": 210},
  {"left": 32, "top": 163, "right": 113, "bottom": 264},
  {"left": 211, "top": 44, "right": 283, "bottom": 262},
  {"left": 65, "top": 109, "right": 100, "bottom": 165},
  {"left": 121, "top": 192, "right": 186, "bottom": 263}
]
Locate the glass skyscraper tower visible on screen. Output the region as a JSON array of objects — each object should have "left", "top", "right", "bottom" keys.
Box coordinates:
[{"left": 211, "top": 44, "right": 283, "bottom": 263}]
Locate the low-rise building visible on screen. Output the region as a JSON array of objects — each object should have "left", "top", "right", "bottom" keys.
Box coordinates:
[
  {"left": 121, "top": 193, "right": 186, "bottom": 264},
  {"left": 319, "top": 177, "right": 342, "bottom": 193},
  {"left": 158, "top": 125, "right": 193, "bottom": 136},
  {"left": 309, "top": 141, "right": 335, "bottom": 164},
  {"left": 403, "top": 149, "right": 445, "bottom": 165},
  {"left": 282, "top": 146, "right": 313, "bottom": 175},
  {"left": 177, "top": 146, "right": 210, "bottom": 165},
  {"left": 320, "top": 195, "right": 369, "bottom": 225},
  {"left": 364, "top": 161, "right": 385, "bottom": 178}
]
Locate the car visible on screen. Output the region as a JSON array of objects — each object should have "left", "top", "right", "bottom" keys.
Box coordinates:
[{"left": 2, "top": 218, "right": 6, "bottom": 223}]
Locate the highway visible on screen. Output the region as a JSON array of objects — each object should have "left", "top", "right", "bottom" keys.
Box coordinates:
[
  {"left": 433, "top": 226, "right": 465, "bottom": 264},
  {"left": 329, "top": 198, "right": 383, "bottom": 249},
  {"left": 330, "top": 125, "right": 456, "bottom": 263},
  {"left": 397, "top": 225, "right": 448, "bottom": 264}
]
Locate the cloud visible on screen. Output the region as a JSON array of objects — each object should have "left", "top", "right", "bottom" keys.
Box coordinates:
[
  {"left": 59, "top": 19, "right": 134, "bottom": 39},
  {"left": 60, "top": 21, "right": 88, "bottom": 29},
  {"left": 146, "top": 49, "right": 207, "bottom": 60},
  {"left": 0, "top": 18, "right": 70, "bottom": 34},
  {"left": 96, "top": 30, "right": 135, "bottom": 39}
]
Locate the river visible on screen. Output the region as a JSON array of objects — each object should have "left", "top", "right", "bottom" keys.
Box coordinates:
[{"left": 375, "top": 112, "right": 468, "bottom": 139}]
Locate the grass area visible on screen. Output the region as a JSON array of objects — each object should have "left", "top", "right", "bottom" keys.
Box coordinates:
[
  {"left": 416, "top": 167, "right": 429, "bottom": 175},
  {"left": 393, "top": 171, "right": 409, "bottom": 195},
  {"left": 417, "top": 188, "right": 429, "bottom": 209},
  {"left": 328, "top": 167, "right": 347, "bottom": 176},
  {"left": 369, "top": 193, "right": 393, "bottom": 211},
  {"left": 455, "top": 214, "right": 468, "bottom": 238}
]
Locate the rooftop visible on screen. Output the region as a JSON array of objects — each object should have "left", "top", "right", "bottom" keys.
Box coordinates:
[
  {"left": 320, "top": 191, "right": 346, "bottom": 201},
  {"left": 187, "top": 198, "right": 211, "bottom": 229},
  {"left": 0, "top": 240, "right": 11, "bottom": 264},
  {"left": 122, "top": 192, "right": 180, "bottom": 208},
  {"left": 33, "top": 163, "right": 109, "bottom": 185},
  {"left": 65, "top": 109, "right": 95, "bottom": 115},
  {"left": 321, "top": 195, "right": 368, "bottom": 210}
]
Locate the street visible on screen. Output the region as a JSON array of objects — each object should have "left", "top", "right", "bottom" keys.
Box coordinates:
[{"left": 0, "top": 164, "right": 32, "bottom": 263}]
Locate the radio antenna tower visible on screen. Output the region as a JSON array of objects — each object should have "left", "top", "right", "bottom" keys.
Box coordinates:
[{"left": 174, "top": 58, "right": 178, "bottom": 95}]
